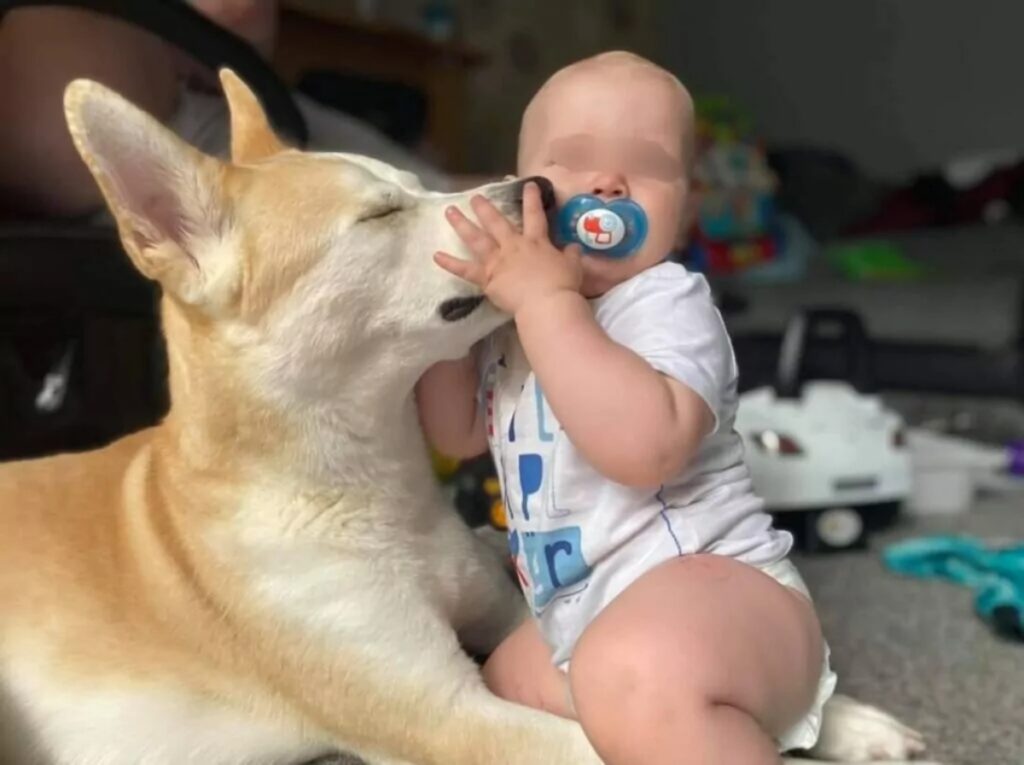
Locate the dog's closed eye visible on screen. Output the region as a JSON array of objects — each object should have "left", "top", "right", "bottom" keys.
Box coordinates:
[
  {"left": 359, "top": 206, "right": 403, "bottom": 223},
  {"left": 359, "top": 190, "right": 405, "bottom": 223}
]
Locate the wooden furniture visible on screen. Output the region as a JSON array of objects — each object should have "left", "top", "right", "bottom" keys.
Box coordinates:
[{"left": 276, "top": 1, "right": 486, "bottom": 171}]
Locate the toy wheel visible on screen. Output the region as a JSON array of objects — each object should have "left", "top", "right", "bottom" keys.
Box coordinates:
[{"left": 814, "top": 507, "right": 864, "bottom": 549}]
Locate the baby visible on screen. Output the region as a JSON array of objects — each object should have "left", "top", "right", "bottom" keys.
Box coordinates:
[{"left": 417, "top": 52, "right": 835, "bottom": 764}]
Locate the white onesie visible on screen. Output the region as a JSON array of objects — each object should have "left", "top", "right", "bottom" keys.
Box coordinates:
[{"left": 480, "top": 261, "right": 837, "bottom": 751}]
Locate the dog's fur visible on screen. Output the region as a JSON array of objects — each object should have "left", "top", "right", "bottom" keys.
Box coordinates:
[{"left": 0, "top": 72, "right": 934, "bottom": 765}]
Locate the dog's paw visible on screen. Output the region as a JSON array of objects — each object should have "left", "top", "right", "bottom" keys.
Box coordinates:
[{"left": 810, "top": 694, "right": 931, "bottom": 762}]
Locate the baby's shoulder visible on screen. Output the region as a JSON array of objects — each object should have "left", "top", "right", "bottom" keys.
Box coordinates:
[{"left": 594, "top": 261, "right": 715, "bottom": 326}]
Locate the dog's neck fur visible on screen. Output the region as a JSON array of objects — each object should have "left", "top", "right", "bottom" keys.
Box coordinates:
[{"left": 155, "top": 299, "right": 436, "bottom": 504}]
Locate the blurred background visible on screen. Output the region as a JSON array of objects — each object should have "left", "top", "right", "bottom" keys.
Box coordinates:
[{"left": 1, "top": 2, "right": 1022, "bottom": 763}]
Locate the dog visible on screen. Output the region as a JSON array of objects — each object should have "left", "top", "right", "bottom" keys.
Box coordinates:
[{"left": 0, "top": 71, "right": 936, "bottom": 765}]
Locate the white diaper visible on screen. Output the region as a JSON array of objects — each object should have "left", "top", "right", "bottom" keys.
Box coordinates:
[
  {"left": 758, "top": 557, "right": 838, "bottom": 753},
  {"left": 557, "top": 557, "right": 837, "bottom": 754}
]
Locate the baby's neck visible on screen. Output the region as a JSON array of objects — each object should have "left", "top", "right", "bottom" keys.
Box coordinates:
[{"left": 583, "top": 255, "right": 669, "bottom": 299}]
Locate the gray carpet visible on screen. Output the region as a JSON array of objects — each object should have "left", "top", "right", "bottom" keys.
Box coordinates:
[
  {"left": 795, "top": 497, "right": 1024, "bottom": 765},
  {"left": 316, "top": 498, "right": 1023, "bottom": 765}
]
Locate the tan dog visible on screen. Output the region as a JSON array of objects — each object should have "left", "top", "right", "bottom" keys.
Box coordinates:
[
  {"left": 0, "top": 71, "right": 603, "bottom": 765},
  {"left": 0, "top": 72, "right": 934, "bottom": 765}
]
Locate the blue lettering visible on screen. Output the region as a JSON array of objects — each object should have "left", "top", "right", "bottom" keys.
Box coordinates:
[
  {"left": 522, "top": 527, "right": 591, "bottom": 610},
  {"left": 518, "top": 453, "right": 543, "bottom": 520},
  {"left": 545, "top": 541, "right": 573, "bottom": 587}
]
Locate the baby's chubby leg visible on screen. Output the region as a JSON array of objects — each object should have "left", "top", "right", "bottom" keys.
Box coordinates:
[
  {"left": 481, "top": 555, "right": 824, "bottom": 765},
  {"left": 481, "top": 617, "right": 575, "bottom": 720},
  {"left": 569, "top": 554, "right": 825, "bottom": 765}
]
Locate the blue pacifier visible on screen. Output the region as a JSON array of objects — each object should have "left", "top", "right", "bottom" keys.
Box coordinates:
[{"left": 555, "top": 194, "right": 648, "bottom": 259}]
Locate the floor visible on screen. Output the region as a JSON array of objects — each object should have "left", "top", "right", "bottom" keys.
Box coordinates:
[
  {"left": 314, "top": 497, "right": 1023, "bottom": 765},
  {"left": 795, "top": 497, "right": 1024, "bottom": 765}
]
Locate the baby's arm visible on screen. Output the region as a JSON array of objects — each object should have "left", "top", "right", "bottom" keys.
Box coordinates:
[
  {"left": 516, "top": 292, "right": 712, "bottom": 487},
  {"left": 415, "top": 348, "right": 488, "bottom": 459},
  {"left": 431, "top": 185, "right": 712, "bottom": 486}
]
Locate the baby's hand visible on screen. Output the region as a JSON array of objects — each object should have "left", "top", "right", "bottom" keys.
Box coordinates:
[{"left": 434, "top": 182, "right": 583, "bottom": 316}]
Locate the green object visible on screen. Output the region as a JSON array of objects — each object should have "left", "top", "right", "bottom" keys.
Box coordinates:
[
  {"left": 694, "top": 95, "right": 754, "bottom": 142},
  {"left": 826, "top": 240, "right": 923, "bottom": 281}
]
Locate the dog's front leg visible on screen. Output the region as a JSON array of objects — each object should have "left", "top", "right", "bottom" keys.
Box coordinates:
[
  {"left": 392, "top": 637, "right": 601, "bottom": 765},
  {"left": 426, "top": 511, "right": 527, "bottom": 656},
  {"left": 279, "top": 607, "right": 600, "bottom": 765}
]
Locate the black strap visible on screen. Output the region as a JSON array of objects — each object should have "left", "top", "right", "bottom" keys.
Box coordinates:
[{"left": 775, "top": 308, "right": 874, "bottom": 398}]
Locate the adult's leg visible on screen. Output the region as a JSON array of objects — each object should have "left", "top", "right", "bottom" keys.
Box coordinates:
[{"left": 0, "top": 8, "right": 179, "bottom": 216}]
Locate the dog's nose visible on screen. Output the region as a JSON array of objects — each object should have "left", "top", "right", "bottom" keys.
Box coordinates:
[{"left": 514, "top": 176, "right": 556, "bottom": 212}]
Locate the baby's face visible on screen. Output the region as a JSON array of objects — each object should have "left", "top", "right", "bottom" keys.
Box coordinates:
[{"left": 519, "top": 64, "right": 693, "bottom": 297}]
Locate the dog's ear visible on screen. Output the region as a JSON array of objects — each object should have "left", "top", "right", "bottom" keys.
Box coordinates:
[
  {"left": 64, "top": 79, "right": 235, "bottom": 308},
  {"left": 219, "top": 69, "right": 287, "bottom": 164}
]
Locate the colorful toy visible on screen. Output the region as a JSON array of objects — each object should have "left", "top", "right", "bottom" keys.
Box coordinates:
[
  {"left": 430, "top": 449, "right": 461, "bottom": 482},
  {"left": 431, "top": 452, "right": 507, "bottom": 530},
  {"left": 695, "top": 143, "right": 777, "bottom": 241},
  {"left": 484, "top": 477, "right": 507, "bottom": 530},
  {"left": 686, "top": 224, "right": 781, "bottom": 275},
  {"left": 686, "top": 95, "right": 781, "bottom": 277},
  {"left": 694, "top": 96, "right": 755, "bottom": 144}
]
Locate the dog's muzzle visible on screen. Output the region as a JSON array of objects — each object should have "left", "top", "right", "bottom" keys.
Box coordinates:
[
  {"left": 437, "top": 177, "right": 554, "bottom": 324},
  {"left": 438, "top": 296, "right": 485, "bottom": 322}
]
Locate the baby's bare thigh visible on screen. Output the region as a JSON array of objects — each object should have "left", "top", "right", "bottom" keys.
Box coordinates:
[
  {"left": 571, "top": 554, "right": 824, "bottom": 737},
  {"left": 481, "top": 617, "right": 575, "bottom": 720}
]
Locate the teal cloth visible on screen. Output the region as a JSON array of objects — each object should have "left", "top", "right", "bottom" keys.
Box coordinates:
[{"left": 884, "top": 536, "right": 1024, "bottom": 641}]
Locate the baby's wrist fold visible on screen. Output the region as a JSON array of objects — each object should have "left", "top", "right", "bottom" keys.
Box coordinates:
[{"left": 513, "top": 288, "right": 587, "bottom": 327}]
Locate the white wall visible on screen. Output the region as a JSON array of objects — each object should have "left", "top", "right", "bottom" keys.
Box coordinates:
[{"left": 658, "top": 0, "right": 1024, "bottom": 180}]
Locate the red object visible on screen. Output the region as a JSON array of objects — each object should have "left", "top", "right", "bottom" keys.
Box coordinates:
[
  {"left": 691, "top": 230, "right": 778, "bottom": 275},
  {"left": 847, "top": 159, "right": 1024, "bottom": 235},
  {"left": 582, "top": 212, "right": 614, "bottom": 245},
  {"left": 513, "top": 559, "right": 529, "bottom": 589}
]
